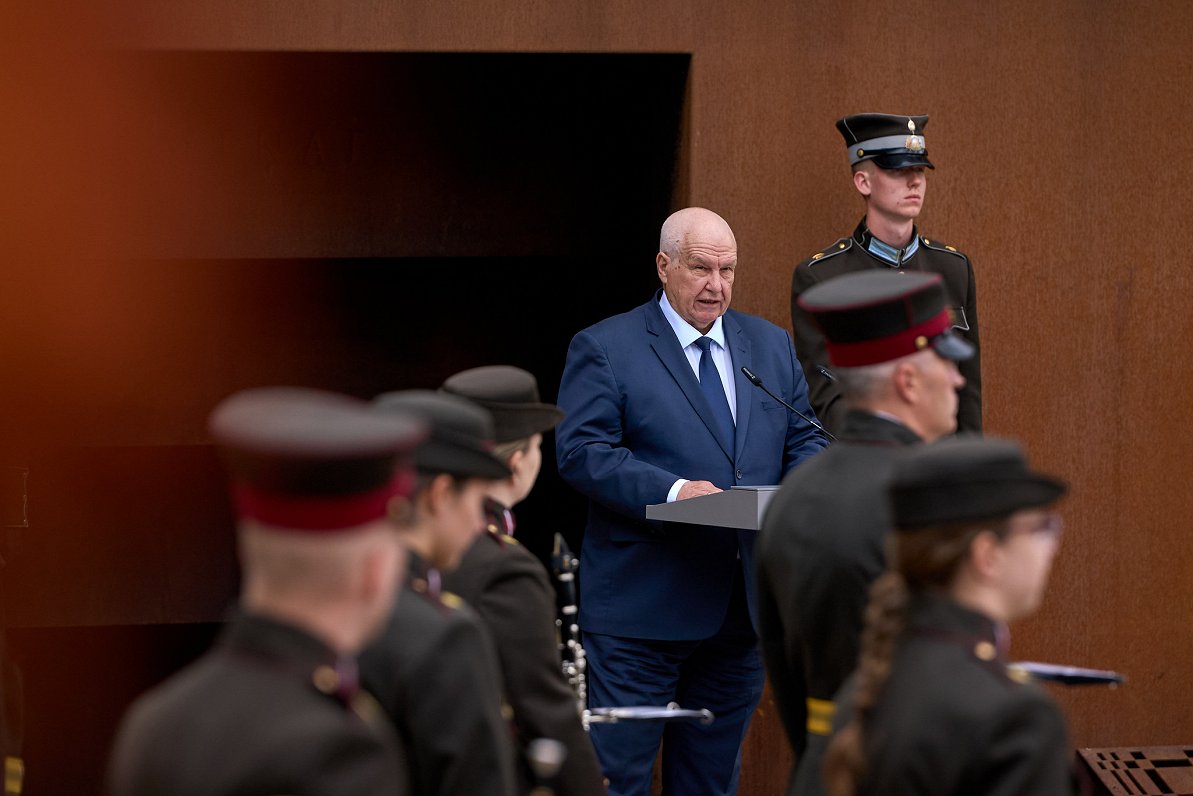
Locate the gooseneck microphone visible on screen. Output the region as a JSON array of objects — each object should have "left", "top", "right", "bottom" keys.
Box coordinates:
[{"left": 740, "top": 366, "right": 836, "bottom": 443}]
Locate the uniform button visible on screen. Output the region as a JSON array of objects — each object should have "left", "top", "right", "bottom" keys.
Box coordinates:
[
  {"left": 736, "top": 469, "right": 743, "bottom": 480},
  {"left": 313, "top": 665, "right": 340, "bottom": 694},
  {"left": 974, "top": 641, "right": 997, "bottom": 661}
]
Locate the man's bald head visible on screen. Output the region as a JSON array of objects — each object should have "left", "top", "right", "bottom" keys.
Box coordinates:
[{"left": 659, "top": 207, "right": 737, "bottom": 259}]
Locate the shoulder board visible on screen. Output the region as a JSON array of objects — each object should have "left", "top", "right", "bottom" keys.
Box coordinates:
[
  {"left": 482, "top": 528, "right": 520, "bottom": 547},
  {"left": 802, "top": 237, "right": 853, "bottom": 266},
  {"left": 919, "top": 236, "right": 969, "bottom": 259}
]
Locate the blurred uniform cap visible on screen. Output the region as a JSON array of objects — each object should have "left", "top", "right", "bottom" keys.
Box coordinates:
[
  {"left": 797, "top": 270, "right": 973, "bottom": 367},
  {"left": 891, "top": 436, "right": 1068, "bottom": 530},
  {"left": 372, "top": 390, "right": 511, "bottom": 479},
  {"left": 837, "top": 112, "right": 934, "bottom": 170},
  {"left": 440, "top": 365, "right": 564, "bottom": 444},
  {"left": 209, "top": 386, "right": 427, "bottom": 532}
]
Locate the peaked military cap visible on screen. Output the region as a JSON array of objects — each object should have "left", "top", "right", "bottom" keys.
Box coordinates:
[
  {"left": 209, "top": 386, "right": 428, "bottom": 532},
  {"left": 372, "top": 390, "right": 511, "bottom": 480},
  {"left": 891, "top": 436, "right": 1068, "bottom": 530},
  {"left": 797, "top": 270, "right": 974, "bottom": 367},
  {"left": 837, "top": 112, "right": 934, "bottom": 169},
  {"left": 441, "top": 365, "right": 565, "bottom": 444}
]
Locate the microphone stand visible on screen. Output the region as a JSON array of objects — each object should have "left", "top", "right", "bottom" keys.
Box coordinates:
[{"left": 740, "top": 366, "right": 835, "bottom": 443}]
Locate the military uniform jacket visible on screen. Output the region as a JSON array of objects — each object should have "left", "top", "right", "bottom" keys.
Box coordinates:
[
  {"left": 839, "top": 594, "right": 1076, "bottom": 796},
  {"left": 755, "top": 410, "right": 920, "bottom": 795},
  {"left": 107, "top": 611, "right": 406, "bottom": 796},
  {"left": 791, "top": 219, "right": 982, "bottom": 434},
  {"left": 359, "top": 554, "right": 517, "bottom": 796},
  {"left": 443, "top": 517, "right": 605, "bottom": 796}
]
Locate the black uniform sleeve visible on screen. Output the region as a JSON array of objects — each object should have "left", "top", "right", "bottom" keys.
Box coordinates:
[
  {"left": 473, "top": 547, "right": 606, "bottom": 796},
  {"left": 956, "top": 255, "right": 982, "bottom": 433},
  {"left": 792, "top": 261, "right": 848, "bottom": 435},
  {"left": 968, "top": 690, "right": 1076, "bottom": 796},
  {"left": 754, "top": 559, "right": 809, "bottom": 760}
]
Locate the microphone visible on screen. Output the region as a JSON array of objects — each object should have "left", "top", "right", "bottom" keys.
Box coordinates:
[{"left": 740, "top": 366, "right": 835, "bottom": 442}]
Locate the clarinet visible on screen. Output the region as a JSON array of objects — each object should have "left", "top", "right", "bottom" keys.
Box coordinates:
[{"left": 551, "top": 533, "right": 587, "bottom": 715}]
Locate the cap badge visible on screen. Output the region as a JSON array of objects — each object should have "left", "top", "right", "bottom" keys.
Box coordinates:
[
  {"left": 905, "top": 134, "right": 926, "bottom": 153},
  {"left": 907, "top": 118, "right": 916, "bottom": 133},
  {"left": 915, "top": 335, "right": 929, "bottom": 349}
]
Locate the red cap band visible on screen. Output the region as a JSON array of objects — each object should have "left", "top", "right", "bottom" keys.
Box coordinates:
[
  {"left": 825, "top": 309, "right": 952, "bottom": 368},
  {"left": 231, "top": 470, "right": 414, "bottom": 532}
]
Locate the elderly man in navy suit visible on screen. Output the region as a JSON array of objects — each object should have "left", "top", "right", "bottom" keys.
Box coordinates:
[{"left": 556, "top": 207, "right": 828, "bottom": 795}]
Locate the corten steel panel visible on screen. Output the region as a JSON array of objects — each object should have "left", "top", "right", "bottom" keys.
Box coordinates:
[{"left": 5, "top": 2, "right": 1193, "bottom": 795}]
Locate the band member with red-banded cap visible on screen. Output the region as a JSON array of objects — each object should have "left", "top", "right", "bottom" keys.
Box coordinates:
[
  {"left": 107, "top": 387, "right": 426, "bottom": 796},
  {"left": 791, "top": 112, "right": 981, "bottom": 435},
  {"left": 756, "top": 270, "right": 970, "bottom": 796},
  {"left": 824, "top": 437, "right": 1074, "bottom": 796},
  {"left": 359, "top": 390, "right": 519, "bottom": 796},
  {"left": 440, "top": 365, "right": 605, "bottom": 796}
]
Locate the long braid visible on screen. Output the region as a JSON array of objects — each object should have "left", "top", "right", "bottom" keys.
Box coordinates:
[
  {"left": 824, "top": 521, "right": 1006, "bottom": 796},
  {"left": 822, "top": 570, "right": 909, "bottom": 796}
]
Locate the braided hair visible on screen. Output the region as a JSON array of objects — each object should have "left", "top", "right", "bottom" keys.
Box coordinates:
[{"left": 822, "top": 519, "right": 1009, "bottom": 796}]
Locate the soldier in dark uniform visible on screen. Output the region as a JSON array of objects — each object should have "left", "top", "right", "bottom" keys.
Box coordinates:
[
  {"left": 791, "top": 112, "right": 982, "bottom": 435},
  {"left": 360, "top": 390, "right": 518, "bottom": 796},
  {"left": 823, "top": 437, "right": 1074, "bottom": 796},
  {"left": 756, "top": 270, "right": 971, "bottom": 796},
  {"left": 107, "top": 387, "right": 425, "bottom": 796},
  {"left": 440, "top": 365, "right": 605, "bottom": 796}
]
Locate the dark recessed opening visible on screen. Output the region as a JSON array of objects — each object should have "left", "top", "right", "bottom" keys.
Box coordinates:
[{"left": 2, "top": 50, "right": 690, "bottom": 795}]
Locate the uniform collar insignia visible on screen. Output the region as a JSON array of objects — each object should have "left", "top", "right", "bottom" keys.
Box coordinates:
[{"left": 858, "top": 224, "right": 921, "bottom": 267}]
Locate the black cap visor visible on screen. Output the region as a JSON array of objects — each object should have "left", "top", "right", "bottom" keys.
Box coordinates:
[
  {"left": 871, "top": 153, "right": 935, "bottom": 170},
  {"left": 931, "top": 329, "right": 975, "bottom": 362}
]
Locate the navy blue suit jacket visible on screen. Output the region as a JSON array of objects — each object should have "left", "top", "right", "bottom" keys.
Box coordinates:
[{"left": 556, "top": 292, "right": 827, "bottom": 641}]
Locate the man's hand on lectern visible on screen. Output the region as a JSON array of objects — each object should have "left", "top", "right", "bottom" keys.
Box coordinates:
[{"left": 677, "top": 480, "right": 723, "bottom": 500}]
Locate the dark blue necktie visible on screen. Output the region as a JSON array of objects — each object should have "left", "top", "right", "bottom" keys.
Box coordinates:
[{"left": 695, "top": 336, "right": 735, "bottom": 448}]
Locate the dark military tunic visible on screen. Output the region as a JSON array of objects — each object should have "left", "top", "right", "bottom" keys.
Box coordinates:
[
  {"left": 442, "top": 501, "right": 605, "bottom": 796},
  {"left": 755, "top": 410, "right": 920, "bottom": 796},
  {"left": 360, "top": 554, "right": 516, "bottom": 796},
  {"left": 791, "top": 219, "right": 982, "bottom": 434},
  {"left": 107, "top": 611, "right": 405, "bottom": 796},
  {"left": 835, "top": 594, "right": 1076, "bottom": 796}
]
